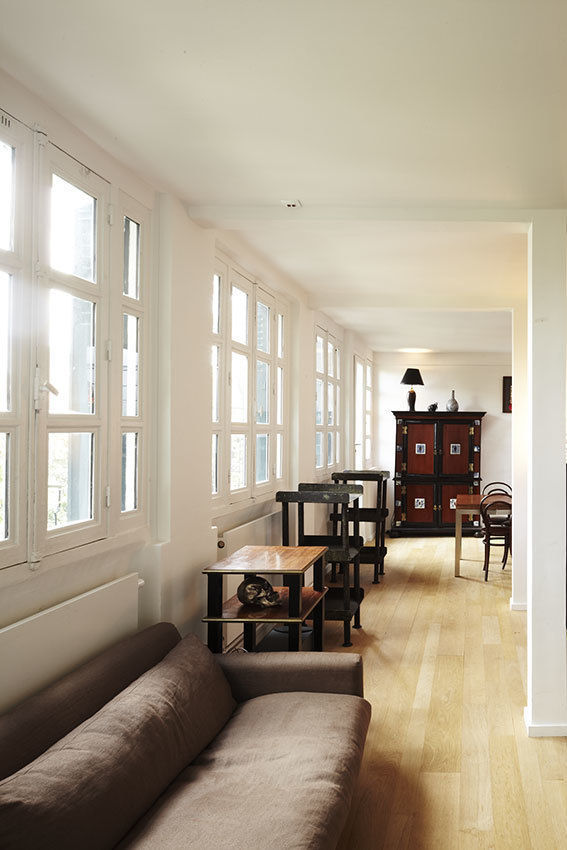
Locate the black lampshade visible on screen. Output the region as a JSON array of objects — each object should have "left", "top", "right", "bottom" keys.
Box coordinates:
[{"left": 401, "top": 368, "right": 424, "bottom": 386}]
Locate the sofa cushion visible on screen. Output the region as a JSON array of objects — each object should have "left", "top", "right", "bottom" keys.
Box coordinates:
[
  {"left": 0, "top": 621, "right": 181, "bottom": 781},
  {"left": 119, "top": 691, "right": 371, "bottom": 850},
  {"left": 0, "top": 634, "right": 235, "bottom": 850}
]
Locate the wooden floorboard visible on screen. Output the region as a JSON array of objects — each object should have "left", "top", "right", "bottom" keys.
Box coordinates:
[{"left": 332, "top": 536, "right": 567, "bottom": 850}]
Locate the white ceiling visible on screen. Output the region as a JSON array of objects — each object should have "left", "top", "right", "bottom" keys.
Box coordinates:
[{"left": 1, "top": 0, "right": 559, "bottom": 352}]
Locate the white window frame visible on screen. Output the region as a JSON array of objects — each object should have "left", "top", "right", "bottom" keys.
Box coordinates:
[
  {"left": 34, "top": 142, "right": 110, "bottom": 556},
  {"left": 314, "top": 324, "right": 342, "bottom": 477},
  {"left": 0, "top": 111, "right": 32, "bottom": 568},
  {"left": 365, "top": 358, "right": 373, "bottom": 464},
  {"left": 0, "top": 109, "right": 152, "bottom": 572},
  {"left": 211, "top": 255, "right": 289, "bottom": 512},
  {"left": 111, "top": 191, "right": 150, "bottom": 534},
  {"left": 353, "top": 354, "right": 373, "bottom": 470}
]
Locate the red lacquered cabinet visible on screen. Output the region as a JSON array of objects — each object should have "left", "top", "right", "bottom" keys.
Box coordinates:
[{"left": 391, "top": 411, "right": 485, "bottom": 537}]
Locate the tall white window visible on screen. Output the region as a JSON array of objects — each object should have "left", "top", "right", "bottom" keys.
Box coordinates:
[
  {"left": 365, "top": 360, "right": 373, "bottom": 462},
  {"left": 0, "top": 111, "right": 150, "bottom": 570},
  {"left": 314, "top": 326, "right": 342, "bottom": 473},
  {"left": 119, "top": 197, "right": 149, "bottom": 522},
  {"left": 211, "top": 257, "right": 288, "bottom": 506},
  {"left": 354, "top": 355, "right": 373, "bottom": 469}
]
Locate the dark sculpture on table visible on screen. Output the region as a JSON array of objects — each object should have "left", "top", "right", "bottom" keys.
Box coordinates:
[{"left": 237, "top": 576, "right": 282, "bottom": 608}]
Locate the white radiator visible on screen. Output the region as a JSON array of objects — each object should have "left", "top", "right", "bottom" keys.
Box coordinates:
[
  {"left": 0, "top": 573, "right": 139, "bottom": 712},
  {"left": 216, "top": 511, "right": 282, "bottom": 649}
]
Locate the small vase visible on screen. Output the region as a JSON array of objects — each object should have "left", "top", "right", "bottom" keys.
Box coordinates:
[{"left": 446, "top": 390, "right": 459, "bottom": 412}]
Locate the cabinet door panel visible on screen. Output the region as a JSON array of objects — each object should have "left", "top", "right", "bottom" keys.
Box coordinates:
[
  {"left": 406, "top": 423, "right": 435, "bottom": 475},
  {"left": 439, "top": 483, "right": 477, "bottom": 526},
  {"left": 441, "top": 423, "right": 471, "bottom": 476},
  {"left": 406, "top": 484, "right": 435, "bottom": 525}
]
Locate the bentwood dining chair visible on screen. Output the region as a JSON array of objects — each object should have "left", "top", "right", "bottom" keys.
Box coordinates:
[
  {"left": 479, "top": 495, "right": 512, "bottom": 581},
  {"left": 481, "top": 481, "right": 512, "bottom": 496}
]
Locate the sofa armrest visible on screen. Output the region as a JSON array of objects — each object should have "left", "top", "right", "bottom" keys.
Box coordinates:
[{"left": 217, "top": 651, "right": 364, "bottom": 702}]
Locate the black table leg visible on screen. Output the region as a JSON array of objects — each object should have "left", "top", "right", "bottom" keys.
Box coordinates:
[
  {"left": 288, "top": 622, "right": 302, "bottom": 651},
  {"left": 243, "top": 623, "right": 257, "bottom": 651},
  {"left": 312, "top": 595, "right": 324, "bottom": 651},
  {"left": 207, "top": 573, "right": 224, "bottom": 653}
]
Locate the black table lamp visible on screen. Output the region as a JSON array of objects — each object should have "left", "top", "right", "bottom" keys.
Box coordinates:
[{"left": 401, "top": 368, "right": 424, "bottom": 412}]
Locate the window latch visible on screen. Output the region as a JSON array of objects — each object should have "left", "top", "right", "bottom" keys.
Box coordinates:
[{"left": 33, "top": 368, "right": 59, "bottom": 411}]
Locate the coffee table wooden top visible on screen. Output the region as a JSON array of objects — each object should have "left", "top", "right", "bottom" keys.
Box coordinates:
[{"left": 203, "top": 545, "right": 328, "bottom": 575}]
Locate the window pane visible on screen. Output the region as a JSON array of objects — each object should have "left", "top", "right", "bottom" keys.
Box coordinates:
[
  {"left": 256, "top": 434, "right": 269, "bottom": 484},
  {"left": 327, "top": 381, "right": 334, "bottom": 425},
  {"left": 336, "top": 385, "right": 340, "bottom": 427},
  {"left": 231, "top": 352, "right": 248, "bottom": 423},
  {"left": 276, "top": 366, "right": 283, "bottom": 425},
  {"left": 366, "top": 364, "right": 372, "bottom": 388},
  {"left": 121, "top": 432, "right": 138, "bottom": 512},
  {"left": 276, "top": 433, "right": 283, "bottom": 479},
  {"left": 212, "top": 345, "right": 220, "bottom": 423},
  {"left": 316, "top": 335, "right": 324, "bottom": 373},
  {"left": 315, "top": 432, "right": 323, "bottom": 469},
  {"left": 0, "top": 432, "right": 8, "bottom": 540},
  {"left": 327, "top": 341, "right": 334, "bottom": 376},
  {"left": 256, "top": 360, "right": 269, "bottom": 424},
  {"left": 50, "top": 175, "right": 96, "bottom": 282},
  {"left": 365, "top": 436, "right": 372, "bottom": 461},
  {"left": 277, "top": 314, "right": 284, "bottom": 359},
  {"left": 336, "top": 348, "right": 341, "bottom": 380},
  {"left": 123, "top": 217, "right": 140, "bottom": 299},
  {"left": 212, "top": 273, "right": 220, "bottom": 334},
  {"left": 336, "top": 432, "right": 340, "bottom": 465},
  {"left": 211, "top": 433, "right": 219, "bottom": 495},
  {"left": 47, "top": 432, "right": 93, "bottom": 529},
  {"left": 0, "top": 272, "right": 11, "bottom": 412},
  {"left": 0, "top": 141, "right": 14, "bottom": 252},
  {"left": 327, "top": 432, "right": 334, "bottom": 466},
  {"left": 122, "top": 313, "right": 139, "bottom": 416},
  {"left": 257, "top": 301, "right": 270, "bottom": 353},
  {"left": 315, "top": 378, "right": 324, "bottom": 426},
  {"left": 230, "top": 434, "right": 247, "bottom": 490},
  {"left": 231, "top": 286, "right": 248, "bottom": 344},
  {"left": 366, "top": 388, "right": 372, "bottom": 414},
  {"left": 49, "top": 289, "right": 95, "bottom": 415}
]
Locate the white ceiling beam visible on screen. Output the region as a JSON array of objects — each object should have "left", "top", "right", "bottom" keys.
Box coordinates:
[
  {"left": 187, "top": 204, "right": 535, "bottom": 229},
  {"left": 308, "top": 293, "right": 522, "bottom": 311}
]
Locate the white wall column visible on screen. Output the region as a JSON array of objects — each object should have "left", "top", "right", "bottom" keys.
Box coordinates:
[
  {"left": 511, "top": 300, "right": 528, "bottom": 609},
  {"left": 525, "top": 211, "right": 567, "bottom": 736}
]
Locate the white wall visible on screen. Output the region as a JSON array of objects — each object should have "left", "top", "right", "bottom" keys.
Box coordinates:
[{"left": 374, "top": 351, "right": 513, "bottom": 526}]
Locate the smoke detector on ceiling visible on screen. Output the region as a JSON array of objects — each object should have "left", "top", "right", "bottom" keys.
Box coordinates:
[{"left": 280, "top": 199, "right": 302, "bottom": 208}]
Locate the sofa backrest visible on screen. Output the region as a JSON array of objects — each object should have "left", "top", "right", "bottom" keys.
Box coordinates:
[
  {"left": 0, "top": 621, "right": 181, "bottom": 780},
  {"left": 0, "top": 634, "right": 236, "bottom": 850}
]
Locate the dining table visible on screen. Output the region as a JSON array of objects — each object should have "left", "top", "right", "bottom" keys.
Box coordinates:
[{"left": 454, "top": 492, "right": 512, "bottom": 576}]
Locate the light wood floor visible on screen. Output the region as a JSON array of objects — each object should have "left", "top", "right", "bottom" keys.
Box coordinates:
[{"left": 329, "top": 536, "right": 567, "bottom": 850}]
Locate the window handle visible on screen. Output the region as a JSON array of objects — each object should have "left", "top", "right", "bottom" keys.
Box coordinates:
[{"left": 42, "top": 381, "right": 59, "bottom": 396}]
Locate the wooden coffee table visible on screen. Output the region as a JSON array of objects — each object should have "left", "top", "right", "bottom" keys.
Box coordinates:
[{"left": 203, "top": 545, "right": 328, "bottom": 652}]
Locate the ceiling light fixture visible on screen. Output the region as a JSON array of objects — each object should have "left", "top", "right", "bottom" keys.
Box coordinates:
[{"left": 280, "top": 199, "right": 302, "bottom": 208}]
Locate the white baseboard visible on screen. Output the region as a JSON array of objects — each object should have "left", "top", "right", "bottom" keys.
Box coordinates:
[
  {"left": 510, "top": 600, "right": 527, "bottom": 611},
  {"left": 524, "top": 706, "right": 567, "bottom": 737}
]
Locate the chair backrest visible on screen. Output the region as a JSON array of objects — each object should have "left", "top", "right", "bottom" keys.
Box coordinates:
[
  {"left": 480, "top": 496, "right": 512, "bottom": 529},
  {"left": 276, "top": 490, "right": 351, "bottom": 504},
  {"left": 276, "top": 489, "right": 351, "bottom": 545},
  {"left": 332, "top": 470, "right": 389, "bottom": 482},
  {"left": 298, "top": 482, "right": 363, "bottom": 497},
  {"left": 481, "top": 481, "right": 512, "bottom": 496}
]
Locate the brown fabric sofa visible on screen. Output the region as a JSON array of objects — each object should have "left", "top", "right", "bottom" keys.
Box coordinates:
[{"left": 0, "top": 622, "right": 371, "bottom": 850}]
